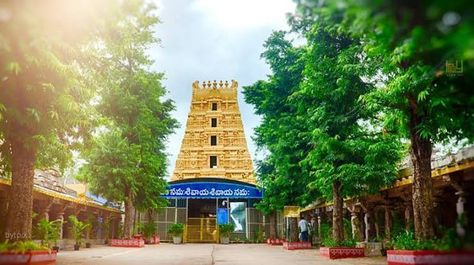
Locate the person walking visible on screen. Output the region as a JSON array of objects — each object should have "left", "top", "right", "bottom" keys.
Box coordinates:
[{"left": 298, "top": 216, "right": 309, "bottom": 242}]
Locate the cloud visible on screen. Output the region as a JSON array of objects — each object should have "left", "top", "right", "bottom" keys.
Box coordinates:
[
  {"left": 190, "top": 0, "right": 294, "bottom": 31},
  {"left": 150, "top": 0, "right": 295, "bottom": 179}
]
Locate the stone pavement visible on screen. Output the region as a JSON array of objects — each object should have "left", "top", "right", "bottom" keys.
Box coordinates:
[{"left": 56, "top": 244, "right": 387, "bottom": 265}]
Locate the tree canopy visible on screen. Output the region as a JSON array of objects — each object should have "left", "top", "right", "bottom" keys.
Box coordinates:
[
  {"left": 245, "top": 8, "right": 403, "bottom": 244},
  {"left": 248, "top": 0, "right": 474, "bottom": 242},
  {"left": 0, "top": 0, "right": 108, "bottom": 241},
  {"left": 78, "top": 0, "right": 178, "bottom": 238}
]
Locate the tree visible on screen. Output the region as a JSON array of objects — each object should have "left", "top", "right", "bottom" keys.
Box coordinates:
[
  {"left": 0, "top": 0, "right": 103, "bottom": 241},
  {"left": 243, "top": 31, "right": 315, "bottom": 214},
  {"left": 289, "top": 6, "right": 402, "bottom": 244},
  {"left": 246, "top": 5, "right": 403, "bottom": 245},
  {"left": 79, "top": 0, "right": 178, "bottom": 239},
  {"left": 334, "top": 0, "right": 474, "bottom": 239}
]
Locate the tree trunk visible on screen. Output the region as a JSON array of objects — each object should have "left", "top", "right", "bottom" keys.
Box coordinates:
[
  {"left": 350, "top": 211, "right": 363, "bottom": 242},
  {"left": 289, "top": 217, "right": 298, "bottom": 242},
  {"left": 332, "top": 180, "right": 344, "bottom": 244},
  {"left": 269, "top": 212, "right": 277, "bottom": 238},
  {"left": 123, "top": 189, "right": 134, "bottom": 239},
  {"left": 408, "top": 101, "right": 434, "bottom": 240},
  {"left": 5, "top": 139, "right": 37, "bottom": 242}
]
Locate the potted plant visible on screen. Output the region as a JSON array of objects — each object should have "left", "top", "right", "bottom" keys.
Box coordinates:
[
  {"left": 168, "top": 223, "right": 184, "bottom": 244},
  {"left": 318, "top": 222, "right": 364, "bottom": 258},
  {"left": 34, "top": 218, "right": 62, "bottom": 252},
  {"left": 84, "top": 215, "right": 95, "bottom": 248},
  {"left": 218, "top": 223, "right": 235, "bottom": 244},
  {"left": 51, "top": 221, "right": 61, "bottom": 252},
  {"left": 142, "top": 222, "right": 157, "bottom": 244},
  {"left": 0, "top": 240, "right": 56, "bottom": 265},
  {"left": 68, "top": 215, "right": 90, "bottom": 251}
]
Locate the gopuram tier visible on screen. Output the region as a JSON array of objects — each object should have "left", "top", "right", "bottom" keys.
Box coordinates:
[{"left": 172, "top": 80, "right": 255, "bottom": 184}]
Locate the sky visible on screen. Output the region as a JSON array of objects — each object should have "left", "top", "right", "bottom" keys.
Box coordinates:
[{"left": 150, "top": 0, "right": 296, "bottom": 178}]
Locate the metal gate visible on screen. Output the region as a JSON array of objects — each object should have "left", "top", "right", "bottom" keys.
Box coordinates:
[{"left": 186, "top": 218, "right": 217, "bottom": 243}]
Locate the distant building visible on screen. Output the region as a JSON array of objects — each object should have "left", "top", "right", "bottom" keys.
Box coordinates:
[{"left": 0, "top": 169, "right": 121, "bottom": 249}]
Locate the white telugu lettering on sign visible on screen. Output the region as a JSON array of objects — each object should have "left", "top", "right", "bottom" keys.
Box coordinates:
[{"left": 166, "top": 187, "right": 250, "bottom": 197}]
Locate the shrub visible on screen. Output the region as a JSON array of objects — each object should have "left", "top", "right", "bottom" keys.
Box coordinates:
[
  {"left": 142, "top": 222, "right": 157, "bottom": 239},
  {"left": 0, "top": 241, "right": 49, "bottom": 254},
  {"left": 34, "top": 218, "right": 62, "bottom": 248},
  {"left": 68, "top": 215, "right": 90, "bottom": 246},
  {"left": 168, "top": 223, "right": 184, "bottom": 237},
  {"left": 219, "top": 223, "right": 235, "bottom": 237},
  {"left": 391, "top": 229, "right": 464, "bottom": 251}
]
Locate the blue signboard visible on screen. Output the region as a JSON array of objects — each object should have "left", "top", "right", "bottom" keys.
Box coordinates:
[
  {"left": 217, "top": 208, "right": 229, "bottom": 224},
  {"left": 163, "top": 181, "right": 263, "bottom": 199}
]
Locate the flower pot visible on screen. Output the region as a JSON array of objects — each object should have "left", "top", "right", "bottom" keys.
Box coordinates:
[
  {"left": 283, "top": 241, "right": 312, "bottom": 250},
  {"left": 387, "top": 249, "right": 474, "bottom": 265},
  {"left": 104, "top": 239, "right": 109, "bottom": 245},
  {"left": 320, "top": 247, "right": 365, "bottom": 259},
  {"left": 85, "top": 242, "right": 91, "bottom": 248},
  {"left": 0, "top": 250, "right": 57, "bottom": 265},
  {"left": 172, "top": 236, "right": 182, "bottom": 244},
  {"left": 220, "top": 236, "right": 230, "bottom": 244},
  {"left": 74, "top": 244, "right": 80, "bottom": 251}
]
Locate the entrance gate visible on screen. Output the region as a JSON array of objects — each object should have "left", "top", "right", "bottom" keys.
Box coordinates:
[{"left": 186, "top": 217, "right": 217, "bottom": 242}]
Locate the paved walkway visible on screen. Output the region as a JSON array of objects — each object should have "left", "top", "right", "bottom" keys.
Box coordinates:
[{"left": 57, "top": 244, "right": 386, "bottom": 265}]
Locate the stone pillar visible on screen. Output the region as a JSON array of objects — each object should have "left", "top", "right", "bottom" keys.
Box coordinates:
[
  {"left": 456, "top": 191, "right": 466, "bottom": 237},
  {"left": 40, "top": 200, "right": 54, "bottom": 221},
  {"left": 350, "top": 209, "right": 363, "bottom": 242},
  {"left": 362, "top": 204, "right": 375, "bottom": 242},
  {"left": 404, "top": 202, "right": 413, "bottom": 230},
  {"left": 384, "top": 205, "right": 392, "bottom": 240},
  {"left": 374, "top": 209, "right": 380, "bottom": 239},
  {"left": 57, "top": 211, "right": 65, "bottom": 240},
  {"left": 364, "top": 211, "right": 370, "bottom": 242},
  {"left": 317, "top": 215, "right": 321, "bottom": 239},
  {"left": 288, "top": 217, "right": 298, "bottom": 242},
  {"left": 111, "top": 215, "right": 121, "bottom": 239}
]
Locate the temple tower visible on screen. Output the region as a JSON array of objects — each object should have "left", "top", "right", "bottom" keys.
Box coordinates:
[{"left": 172, "top": 80, "right": 255, "bottom": 184}]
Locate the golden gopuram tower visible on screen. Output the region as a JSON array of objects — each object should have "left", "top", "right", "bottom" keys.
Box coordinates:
[{"left": 172, "top": 80, "right": 255, "bottom": 184}]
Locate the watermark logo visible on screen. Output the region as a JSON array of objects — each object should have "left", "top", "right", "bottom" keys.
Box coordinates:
[
  {"left": 445, "top": 60, "right": 463, "bottom": 76},
  {"left": 5, "top": 232, "right": 28, "bottom": 240}
]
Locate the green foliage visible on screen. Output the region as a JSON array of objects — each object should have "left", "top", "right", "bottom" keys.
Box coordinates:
[
  {"left": 319, "top": 221, "right": 356, "bottom": 247},
  {"left": 142, "top": 222, "right": 157, "bottom": 239},
  {"left": 0, "top": 240, "right": 49, "bottom": 254},
  {"left": 74, "top": 0, "right": 176, "bottom": 237},
  {"left": 84, "top": 215, "right": 94, "bottom": 241},
  {"left": 78, "top": 1, "right": 178, "bottom": 234},
  {"left": 343, "top": 218, "right": 352, "bottom": 241},
  {"left": 254, "top": 227, "right": 264, "bottom": 243},
  {"left": 0, "top": 0, "right": 102, "bottom": 172},
  {"left": 392, "top": 228, "right": 465, "bottom": 251},
  {"left": 167, "top": 223, "right": 184, "bottom": 237},
  {"left": 34, "top": 219, "right": 61, "bottom": 248},
  {"left": 319, "top": 223, "right": 333, "bottom": 247},
  {"left": 68, "top": 215, "right": 90, "bottom": 246},
  {"left": 246, "top": 1, "right": 403, "bottom": 245},
  {"left": 284, "top": 0, "right": 474, "bottom": 241},
  {"left": 244, "top": 31, "right": 319, "bottom": 213},
  {"left": 219, "top": 223, "right": 235, "bottom": 237}
]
